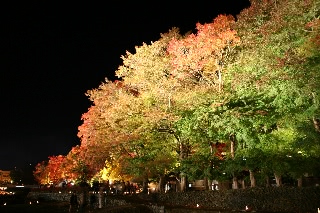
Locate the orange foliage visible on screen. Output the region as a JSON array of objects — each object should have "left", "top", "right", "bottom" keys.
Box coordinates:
[
  {"left": 46, "top": 155, "right": 66, "bottom": 185},
  {"left": 33, "top": 155, "right": 67, "bottom": 185},
  {"left": 167, "top": 14, "right": 240, "bottom": 90}
]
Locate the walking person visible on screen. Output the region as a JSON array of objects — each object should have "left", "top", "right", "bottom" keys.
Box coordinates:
[
  {"left": 98, "top": 186, "right": 105, "bottom": 208},
  {"left": 89, "top": 192, "right": 96, "bottom": 212},
  {"left": 69, "top": 191, "right": 78, "bottom": 213},
  {"left": 78, "top": 190, "right": 88, "bottom": 212}
]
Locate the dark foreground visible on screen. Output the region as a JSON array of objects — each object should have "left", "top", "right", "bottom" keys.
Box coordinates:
[
  {"left": 2, "top": 186, "right": 320, "bottom": 213},
  {"left": 0, "top": 202, "right": 125, "bottom": 213},
  {"left": 0, "top": 201, "right": 156, "bottom": 213},
  {"left": 0, "top": 202, "right": 69, "bottom": 213},
  {"left": 0, "top": 201, "right": 285, "bottom": 213}
]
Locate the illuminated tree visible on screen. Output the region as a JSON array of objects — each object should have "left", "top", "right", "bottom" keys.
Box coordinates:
[
  {"left": 71, "top": 0, "right": 320, "bottom": 192},
  {"left": 77, "top": 78, "right": 171, "bottom": 189},
  {"left": 34, "top": 155, "right": 67, "bottom": 186},
  {"left": 45, "top": 155, "right": 66, "bottom": 185},
  {"left": 115, "top": 29, "right": 198, "bottom": 191},
  {"left": 34, "top": 161, "right": 49, "bottom": 185},
  {"left": 167, "top": 14, "right": 240, "bottom": 92},
  {"left": 166, "top": 0, "right": 320, "bottom": 189},
  {"left": 226, "top": 0, "right": 320, "bottom": 187}
]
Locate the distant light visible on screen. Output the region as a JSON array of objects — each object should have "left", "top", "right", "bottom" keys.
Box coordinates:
[
  {"left": 16, "top": 185, "right": 24, "bottom": 188},
  {"left": 4, "top": 203, "right": 6, "bottom": 206},
  {"left": 29, "top": 201, "right": 32, "bottom": 205},
  {"left": 196, "top": 204, "right": 199, "bottom": 207}
]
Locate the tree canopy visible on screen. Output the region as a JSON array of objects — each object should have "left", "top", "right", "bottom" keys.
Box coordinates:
[{"left": 34, "top": 0, "right": 320, "bottom": 190}]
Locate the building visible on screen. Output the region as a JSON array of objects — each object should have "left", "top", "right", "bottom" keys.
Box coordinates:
[{"left": 0, "top": 170, "right": 11, "bottom": 184}]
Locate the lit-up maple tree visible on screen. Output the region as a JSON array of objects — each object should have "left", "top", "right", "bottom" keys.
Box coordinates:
[
  {"left": 33, "top": 160, "right": 49, "bottom": 185},
  {"left": 34, "top": 155, "right": 66, "bottom": 186},
  {"left": 37, "top": 0, "right": 320, "bottom": 193},
  {"left": 167, "top": 14, "right": 240, "bottom": 92}
]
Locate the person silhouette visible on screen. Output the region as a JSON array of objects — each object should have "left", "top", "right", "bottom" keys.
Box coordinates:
[{"left": 69, "top": 191, "right": 78, "bottom": 213}]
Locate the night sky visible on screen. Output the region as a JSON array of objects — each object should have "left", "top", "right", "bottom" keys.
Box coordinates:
[{"left": 1, "top": 1, "right": 250, "bottom": 171}]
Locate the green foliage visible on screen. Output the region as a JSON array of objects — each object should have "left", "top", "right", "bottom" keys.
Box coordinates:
[
  {"left": 73, "top": 161, "right": 91, "bottom": 185},
  {"left": 59, "top": 0, "right": 320, "bottom": 188}
]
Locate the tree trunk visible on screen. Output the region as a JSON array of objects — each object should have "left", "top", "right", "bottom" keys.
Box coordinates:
[
  {"left": 230, "top": 140, "right": 235, "bottom": 158},
  {"left": 230, "top": 135, "right": 238, "bottom": 189},
  {"left": 204, "top": 177, "right": 209, "bottom": 190},
  {"left": 158, "top": 175, "right": 165, "bottom": 193},
  {"left": 178, "top": 142, "right": 189, "bottom": 192},
  {"left": 240, "top": 179, "right": 246, "bottom": 189},
  {"left": 265, "top": 176, "right": 271, "bottom": 187},
  {"left": 274, "top": 173, "right": 282, "bottom": 187},
  {"left": 313, "top": 117, "right": 320, "bottom": 132},
  {"left": 142, "top": 175, "right": 149, "bottom": 193},
  {"left": 249, "top": 170, "right": 256, "bottom": 187},
  {"left": 208, "top": 179, "right": 213, "bottom": 191},
  {"left": 218, "top": 70, "right": 222, "bottom": 92},
  {"left": 180, "top": 174, "right": 187, "bottom": 192},
  {"left": 232, "top": 176, "right": 238, "bottom": 189},
  {"left": 297, "top": 176, "right": 303, "bottom": 187}
]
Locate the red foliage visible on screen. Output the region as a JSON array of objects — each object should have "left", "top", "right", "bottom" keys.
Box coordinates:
[
  {"left": 211, "top": 142, "right": 227, "bottom": 159},
  {"left": 115, "top": 80, "right": 139, "bottom": 96},
  {"left": 167, "top": 14, "right": 240, "bottom": 85}
]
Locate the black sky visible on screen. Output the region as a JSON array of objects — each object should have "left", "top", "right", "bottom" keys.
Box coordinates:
[{"left": 1, "top": 1, "right": 250, "bottom": 171}]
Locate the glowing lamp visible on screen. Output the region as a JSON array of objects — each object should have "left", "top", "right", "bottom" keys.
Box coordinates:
[{"left": 245, "top": 205, "right": 252, "bottom": 212}]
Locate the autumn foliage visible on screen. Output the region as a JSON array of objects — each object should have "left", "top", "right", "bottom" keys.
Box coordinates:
[{"left": 34, "top": 0, "right": 320, "bottom": 190}]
